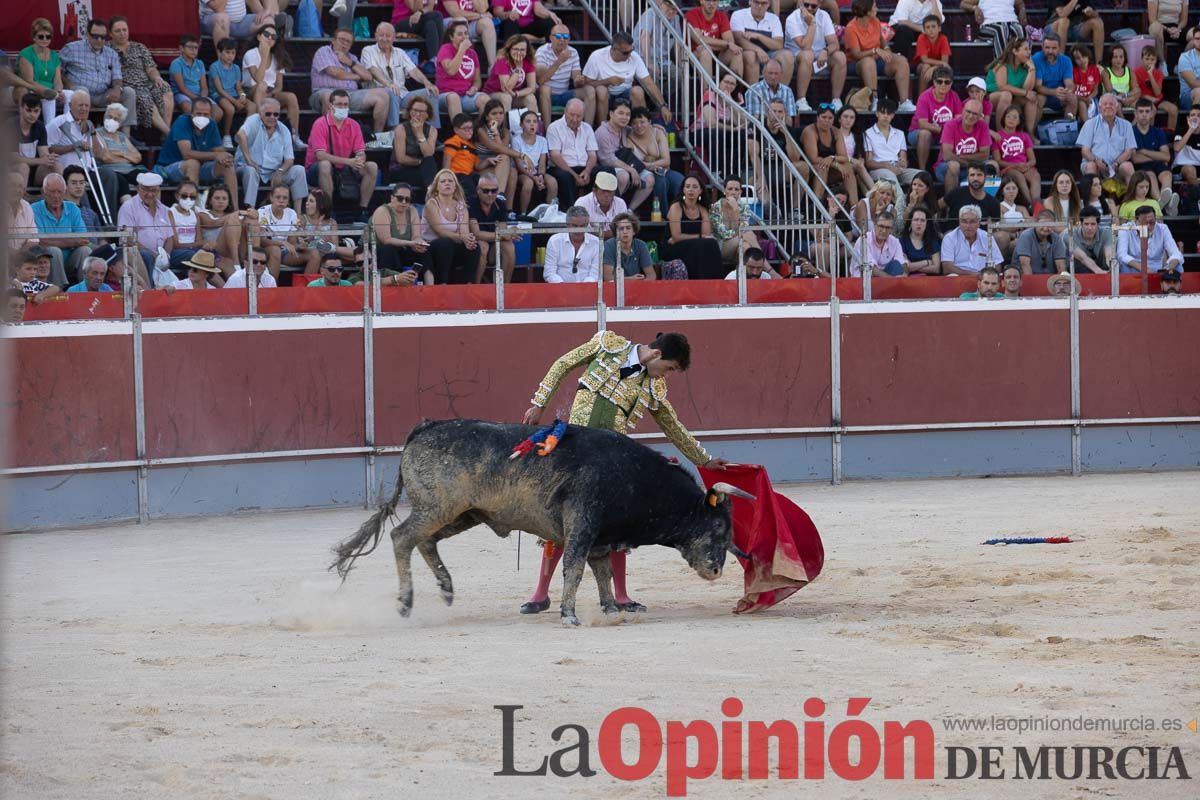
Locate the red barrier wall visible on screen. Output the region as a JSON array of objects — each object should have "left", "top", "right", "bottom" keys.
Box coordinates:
[
  {"left": 839, "top": 309, "right": 1072, "bottom": 425},
  {"left": 141, "top": 329, "right": 365, "bottom": 459},
  {"left": 7, "top": 303, "right": 1197, "bottom": 469},
  {"left": 21, "top": 274, "right": 1200, "bottom": 322},
  {"left": 372, "top": 319, "right": 832, "bottom": 446},
  {"left": 4, "top": 334, "right": 136, "bottom": 467},
  {"left": 1080, "top": 308, "right": 1200, "bottom": 419}
]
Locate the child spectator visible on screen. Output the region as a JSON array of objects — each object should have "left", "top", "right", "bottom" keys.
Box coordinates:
[
  {"left": 512, "top": 110, "right": 556, "bottom": 213},
  {"left": 1102, "top": 45, "right": 1138, "bottom": 112},
  {"left": 1072, "top": 45, "right": 1101, "bottom": 123},
  {"left": 993, "top": 106, "right": 1040, "bottom": 206},
  {"left": 442, "top": 113, "right": 480, "bottom": 185},
  {"left": 913, "top": 15, "right": 951, "bottom": 97},
  {"left": 210, "top": 37, "right": 253, "bottom": 149},
  {"left": 965, "top": 77, "right": 994, "bottom": 122},
  {"left": 1134, "top": 46, "right": 1178, "bottom": 130},
  {"left": 170, "top": 34, "right": 221, "bottom": 122}
]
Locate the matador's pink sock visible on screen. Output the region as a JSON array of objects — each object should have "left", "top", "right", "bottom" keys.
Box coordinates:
[{"left": 526, "top": 543, "right": 564, "bottom": 603}]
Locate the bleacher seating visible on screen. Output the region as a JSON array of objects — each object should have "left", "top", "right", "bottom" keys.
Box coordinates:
[{"left": 11, "top": 1, "right": 1200, "bottom": 286}]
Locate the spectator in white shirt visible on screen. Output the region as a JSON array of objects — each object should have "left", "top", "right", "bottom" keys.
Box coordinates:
[
  {"left": 361, "top": 22, "right": 440, "bottom": 130},
  {"left": 1117, "top": 205, "right": 1184, "bottom": 273},
  {"left": 576, "top": 172, "right": 628, "bottom": 236},
  {"left": 534, "top": 24, "right": 592, "bottom": 126},
  {"left": 864, "top": 97, "right": 922, "bottom": 190},
  {"left": 785, "top": 3, "right": 847, "bottom": 112},
  {"left": 543, "top": 206, "right": 601, "bottom": 283},
  {"left": 546, "top": 98, "right": 598, "bottom": 210},
  {"left": 163, "top": 250, "right": 221, "bottom": 292},
  {"left": 940, "top": 204, "right": 1004, "bottom": 274},
  {"left": 223, "top": 248, "right": 278, "bottom": 288},
  {"left": 731, "top": 0, "right": 793, "bottom": 86},
  {"left": 581, "top": 32, "right": 671, "bottom": 127}
]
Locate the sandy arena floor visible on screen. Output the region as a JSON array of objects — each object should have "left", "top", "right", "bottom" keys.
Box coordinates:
[{"left": 2, "top": 471, "right": 1198, "bottom": 799}]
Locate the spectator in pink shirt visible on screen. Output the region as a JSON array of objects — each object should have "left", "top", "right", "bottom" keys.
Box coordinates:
[
  {"left": 992, "top": 105, "right": 1040, "bottom": 205},
  {"left": 935, "top": 99, "right": 993, "bottom": 192},
  {"left": 436, "top": 20, "right": 490, "bottom": 123},
  {"left": 305, "top": 89, "right": 379, "bottom": 211},
  {"left": 855, "top": 210, "right": 907, "bottom": 276},
  {"left": 909, "top": 66, "right": 962, "bottom": 171},
  {"left": 482, "top": 35, "right": 538, "bottom": 115}
]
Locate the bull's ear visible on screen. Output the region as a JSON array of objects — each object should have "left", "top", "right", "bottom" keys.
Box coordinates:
[{"left": 705, "top": 489, "right": 720, "bottom": 507}]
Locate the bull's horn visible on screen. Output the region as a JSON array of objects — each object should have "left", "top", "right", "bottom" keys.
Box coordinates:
[
  {"left": 711, "top": 482, "right": 756, "bottom": 502},
  {"left": 729, "top": 542, "right": 752, "bottom": 561}
]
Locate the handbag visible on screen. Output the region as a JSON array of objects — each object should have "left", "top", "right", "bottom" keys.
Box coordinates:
[
  {"left": 614, "top": 146, "right": 647, "bottom": 174},
  {"left": 1036, "top": 119, "right": 1079, "bottom": 147}
]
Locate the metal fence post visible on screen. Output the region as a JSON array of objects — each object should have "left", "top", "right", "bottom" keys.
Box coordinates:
[
  {"left": 494, "top": 223, "right": 505, "bottom": 311},
  {"left": 736, "top": 226, "right": 746, "bottom": 306},
  {"left": 830, "top": 295, "right": 842, "bottom": 485},
  {"left": 132, "top": 311, "right": 148, "bottom": 522},
  {"left": 1070, "top": 279, "right": 1082, "bottom": 477},
  {"left": 363, "top": 233, "right": 377, "bottom": 507}
]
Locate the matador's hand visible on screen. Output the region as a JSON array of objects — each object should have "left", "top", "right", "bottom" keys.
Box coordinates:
[{"left": 522, "top": 405, "right": 542, "bottom": 425}]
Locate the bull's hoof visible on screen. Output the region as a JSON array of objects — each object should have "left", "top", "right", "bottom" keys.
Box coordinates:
[
  {"left": 397, "top": 603, "right": 412, "bottom": 618},
  {"left": 560, "top": 613, "right": 581, "bottom": 627},
  {"left": 601, "top": 602, "right": 620, "bottom": 615},
  {"left": 440, "top": 588, "right": 454, "bottom": 607},
  {"left": 520, "top": 599, "right": 551, "bottom": 614},
  {"left": 616, "top": 601, "right": 647, "bottom": 613}
]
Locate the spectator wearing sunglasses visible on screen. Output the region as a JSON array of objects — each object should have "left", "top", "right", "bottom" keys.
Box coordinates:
[
  {"left": 59, "top": 18, "right": 137, "bottom": 134},
  {"left": 307, "top": 255, "right": 355, "bottom": 286},
  {"left": 372, "top": 183, "right": 430, "bottom": 281},
  {"left": 17, "top": 18, "right": 63, "bottom": 125},
  {"left": 543, "top": 206, "right": 601, "bottom": 283},
  {"left": 469, "top": 172, "right": 517, "bottom": 283},
  {"left": 785, "top": 0, "right": 848, "bottom": 113},
  {"left": 223, "top": 249, "right": 279, "bottom": 288},
  {"left": 535, "top": 25, "right": 592, "bottom": 127}
]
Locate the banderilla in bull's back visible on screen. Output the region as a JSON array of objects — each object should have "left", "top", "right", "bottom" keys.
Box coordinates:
[{"left": 330, "top": 419, "right": 753, "bottom": 626}]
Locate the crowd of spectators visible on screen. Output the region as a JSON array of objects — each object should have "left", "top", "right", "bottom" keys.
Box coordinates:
[{"left": 2, "top": 0, "right": 1194, "bottom": 317}]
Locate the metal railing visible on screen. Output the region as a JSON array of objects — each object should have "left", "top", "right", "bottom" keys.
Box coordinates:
[{"left": 583, "top": 0, "right": 860, "bottom": 284}]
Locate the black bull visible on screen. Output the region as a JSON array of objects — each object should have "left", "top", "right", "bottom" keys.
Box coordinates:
[{"left": 331, "top": 419, "right": 754, "bottom": 625}]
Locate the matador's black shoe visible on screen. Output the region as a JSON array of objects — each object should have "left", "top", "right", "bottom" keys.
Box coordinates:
[{"left": 520, "top": 599, "right": 551, "bottom": 614}]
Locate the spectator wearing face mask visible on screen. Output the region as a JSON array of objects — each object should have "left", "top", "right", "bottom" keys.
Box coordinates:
[{"left": 153, "top": 96, "right": 239, "bottom": 200}]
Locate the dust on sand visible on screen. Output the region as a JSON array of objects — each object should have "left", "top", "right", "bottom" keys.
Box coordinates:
[{"left": 2, "top": 472, "right": 1197, "bottom": 799}]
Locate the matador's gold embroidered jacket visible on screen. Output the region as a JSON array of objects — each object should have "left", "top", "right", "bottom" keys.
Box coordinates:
[{"left": 529, "top": 330, "right": 711, "bottom": 466}]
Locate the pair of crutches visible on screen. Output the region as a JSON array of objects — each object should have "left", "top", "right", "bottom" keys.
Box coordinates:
[{"left": 60, "top": 119, "right": 114, "bottom": 227}]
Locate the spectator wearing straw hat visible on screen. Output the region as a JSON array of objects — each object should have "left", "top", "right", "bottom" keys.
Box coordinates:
[
  {"left": 163, "top": 251, "right": 221, "bottom": 292},
  {"left": 576, "top": 171, "right": 628, "bottom": 235},
  {"left": 1045, "top": 271, "right": 1080, "bottom": 296}
]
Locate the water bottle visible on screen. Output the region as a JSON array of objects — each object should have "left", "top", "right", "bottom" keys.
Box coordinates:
[
  {"left": 965, "top": 24, "right": 973, "bottom": 43},
  {"left": 651, "top": 197, "right": 663, "bottom": 222}
]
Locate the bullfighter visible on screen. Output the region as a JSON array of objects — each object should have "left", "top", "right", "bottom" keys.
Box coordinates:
[{"left": 520, "top": 329, "right": 728, "bottom": 614}]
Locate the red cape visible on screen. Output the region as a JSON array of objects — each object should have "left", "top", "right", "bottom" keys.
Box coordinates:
[{"left": 699, "top": 464, "right": 824, "bottom": 614}]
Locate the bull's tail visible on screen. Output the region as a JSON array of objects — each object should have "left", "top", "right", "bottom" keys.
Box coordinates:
[{"left": 330, "top": 464, "right": 405, "bottom": 581}]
